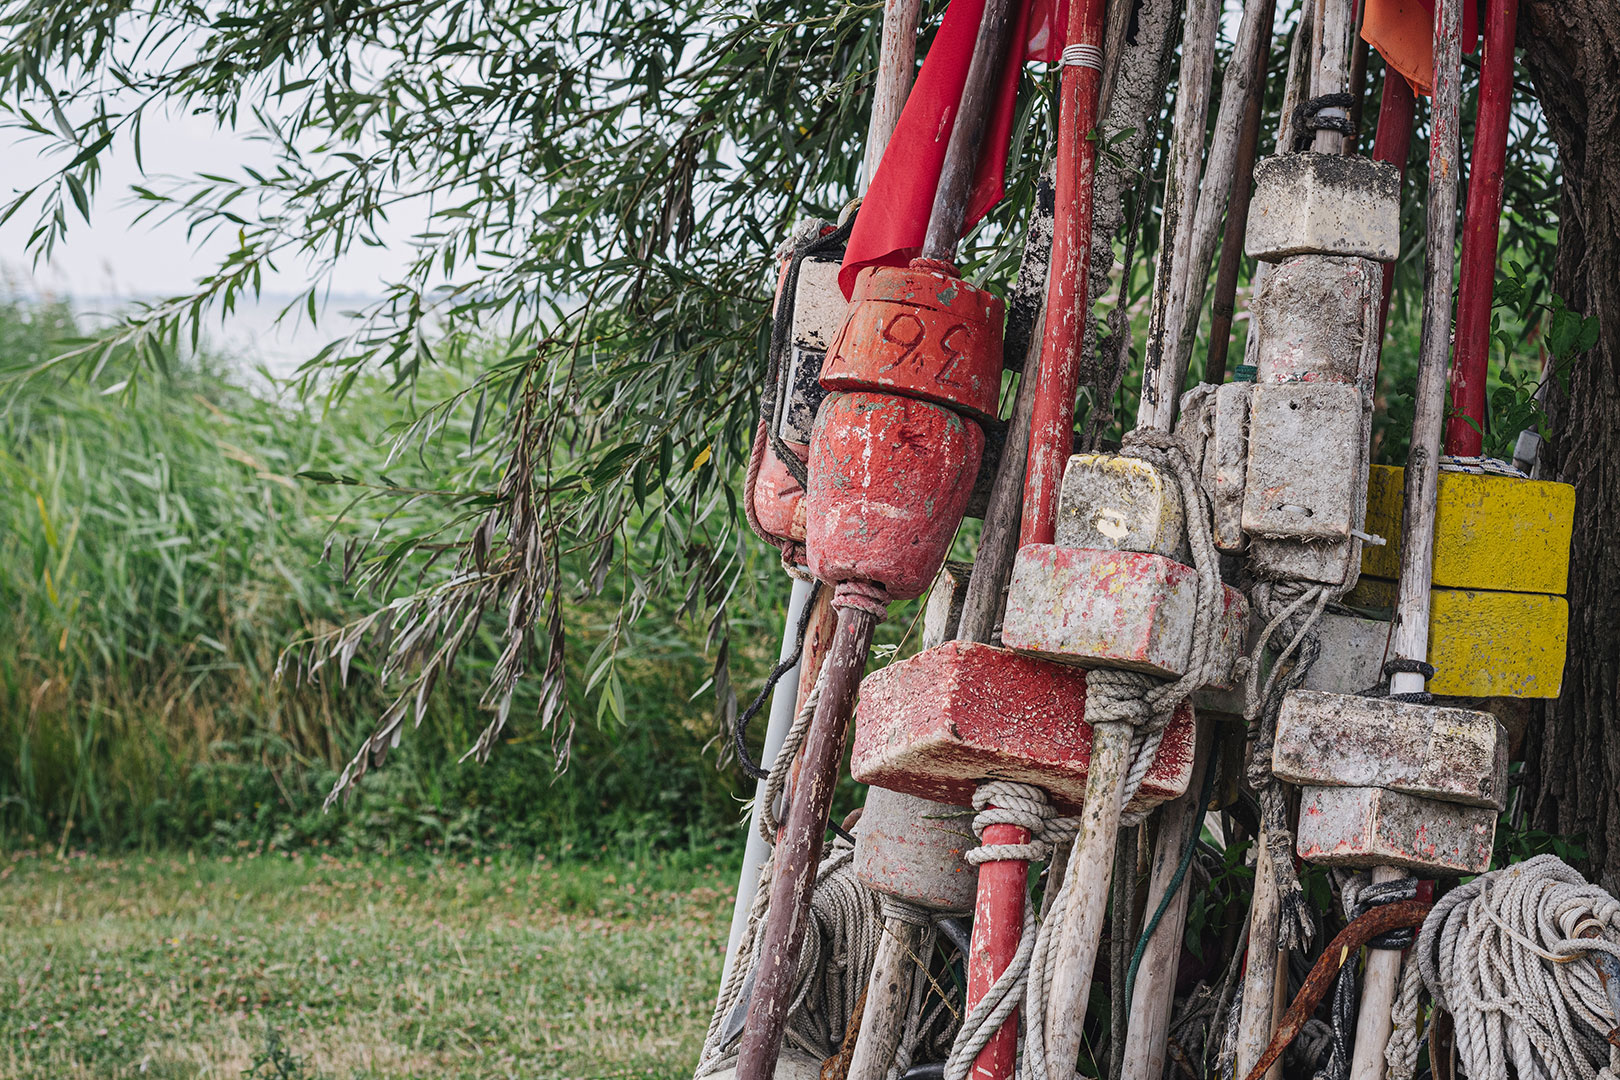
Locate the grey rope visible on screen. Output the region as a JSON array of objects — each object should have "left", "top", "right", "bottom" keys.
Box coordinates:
[
  {"left": 760, "top": 659, "right": 830, "bottom": 843},
  {"left": 1418, "top": 855, "right": 1620, "bottom": 1080},
  {"left": 945, "top": 781, "right": 1074, "bottom": 1080}
]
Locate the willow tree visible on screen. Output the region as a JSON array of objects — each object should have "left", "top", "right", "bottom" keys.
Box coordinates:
[{"left": 4, "top": 1, "right": 1617, "bottom": 880}]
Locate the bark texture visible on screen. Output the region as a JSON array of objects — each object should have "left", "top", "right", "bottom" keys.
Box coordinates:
[{"left": 1518, "top": 3, "right": 1620, "bottom": 891}]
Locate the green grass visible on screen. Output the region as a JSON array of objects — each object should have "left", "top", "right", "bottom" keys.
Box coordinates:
[{"left": 1, "top": 848, "right": 735, "bottom": 1079}]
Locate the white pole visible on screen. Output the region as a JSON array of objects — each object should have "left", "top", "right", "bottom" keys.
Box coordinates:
[{"left": 720, "top": 574, "right": 815, "bottom": 985}]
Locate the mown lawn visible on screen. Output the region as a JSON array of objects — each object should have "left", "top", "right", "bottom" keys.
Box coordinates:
[{"left": 1, "top": 847, "right": 736, "bottom": 1079}]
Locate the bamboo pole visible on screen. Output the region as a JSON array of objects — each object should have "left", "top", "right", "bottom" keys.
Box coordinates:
[{"left": 1345, "top": 1, "right": 1462, "bottom": 1076}]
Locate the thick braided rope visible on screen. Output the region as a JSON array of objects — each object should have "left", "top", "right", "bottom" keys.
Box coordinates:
[
  {"left": 759, "top": 659, "right": 830, "bottom": 843},
  {"left": 966, "top": 780, "right": 1058, "bottom": 866},
  {"left": 1099, "top": 430, "right": 1229, "bottom": 816},
  {"left": 1418, "top": 855, "right": 1620, "bottom": 1080},
  {"left": 944, "top": 781, "right": 1059, "bottom": 1080}
]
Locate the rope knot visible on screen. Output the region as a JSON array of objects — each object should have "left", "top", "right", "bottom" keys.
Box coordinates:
[{"left": 966, "top": 780, "right": 1055, "bottom": 866}]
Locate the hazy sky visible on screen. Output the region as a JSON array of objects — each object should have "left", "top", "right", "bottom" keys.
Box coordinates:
[{"left": 1, "top": 104, "right": 411, "bottom": 302}]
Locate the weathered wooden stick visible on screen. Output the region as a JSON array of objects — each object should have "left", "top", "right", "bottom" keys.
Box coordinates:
[
  {"left": 1241, "top": 0, "right": 1314, "bottom": 371},
  {"left": 1312, "top": 0, "right": 1356, "bottom": 154},
  {"left": 737, "top": 608, "right": 879, "bottom": 1080},
  {"left": 861, "top": 0, "right": 924, "bottom": 192},
  {"left": 846, "top": 920, "right": 925, "bottom": 1080},
  {"left": 1204, "top": 0, "right": 1278, "bottom": 386},
  {"left": 920, "top": 0, "right": 1018, "bottom": 263},
  {"left": 1164, "top": 0, "right": 1277, "bottom": 399},
  {"left": 1137, "top": 0, "right": 1220, "bottom": 431},
  {"left": 1118, "top": 717, "right": 1215, "bottom": 1080},
  {"left": 1041, "top": 720, "right": 1134, "bottom": 1071},
  {"left": 1345, "top": 1, "right": 1462, "bottom": 1076},
  {"left": 1235, "top": 831, "right": 1286, "bottom": 1077}
]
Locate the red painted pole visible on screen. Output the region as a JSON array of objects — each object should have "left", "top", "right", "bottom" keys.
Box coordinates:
[
  {"left": 966, "top": 823, "right": 1032, "bottom": 1080},
  {"left": 1018, "top": 0, "right": 1108, "bottom": 548},
  {"left": 1371, "top": 71, "right": 1416, "bottom": 359},
  {"left": 950, "top": 2, "right": 1105, "bottom": 1078},
  {"left": 1444, "top": 0, "right": 1519, "bottom": 456}
]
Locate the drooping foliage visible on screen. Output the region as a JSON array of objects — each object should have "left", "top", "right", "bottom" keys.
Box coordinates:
[{"left": 0, "top": 0, "right": 1574, "bottom": 798}]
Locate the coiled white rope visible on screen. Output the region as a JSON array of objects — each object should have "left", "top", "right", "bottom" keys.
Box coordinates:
[{"left": 1417, "top": 855, "right": 1620, "bottom": 1080}]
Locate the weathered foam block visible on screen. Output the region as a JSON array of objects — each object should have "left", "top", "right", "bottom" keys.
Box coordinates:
[
  {"left": 1204, "top": 382, "right": 1252, "bottom": 552},
  {"left": 1361, "top": 465, "right": 1576, "bottom": 595},
  {"left": 821, "top": 264, "right": 1005, "bottom": 423},
  {"left": 777, "top": 256, "right": 846, "bottom": 445},
  {"left": 854, "top": 786, "right": 977, "bottom": 913},
  {"left": 1295, "top": 785, "right": 1497, "bottom": 874},
  {"left": 793, "top": 255, "right": 849, "bottom": 353},
  {"left": 1248, "top": 536, "right": 1362, "bottom": 589},
  {"left": 1054, "top": 453, "right": 1188, "bottom": 560},
  {"left": 1322, "top": 589, "right": 1568, "bottom": 700},
  {"left": 1251, "top": 255, "right": 1381, "bottom": 385},
  {"left": 850, "top": 641, "right": 1196, "bottom": 816},
  {"left": 1242, "top": 382, "right": 1366, "bottom": 541},
  {"left": 922, "top": 560, "right": 973, "bottom": 649},
  {"left": 1273, "top": 690, "right": 1506, "bottom": 809},
  {"left": 806, "top": 392, "right": 983, "bottom": 603},
  {"left": 1002, "top": 545, "right": 1249, "bottom": 686},
  {"left": 1245, "top": 153, "right": 1401, "bottom": 262}
]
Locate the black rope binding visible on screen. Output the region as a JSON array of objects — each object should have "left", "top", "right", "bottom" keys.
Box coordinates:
[
  {"left": 1318, "top": 877, "right": 1422, "bottom": 1080},
  {"left": 1292, "top": 92, "right": 1358, "bottom": 152},
  {"left": 734, "top": 579, "right": 825, "bottom": 779},
  {"left": 1357, "top": 657, "right": 1438, "bottom": 705}
]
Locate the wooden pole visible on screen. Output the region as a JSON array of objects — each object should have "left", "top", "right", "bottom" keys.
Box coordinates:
[
  {"left": 1312, "top": 0, "right": 1356, "bottom": 155},
  {"left": 1118, "top": 718, "right": 1215, "bottom": 1080},
  {"left": 1242, "top": 1, "right": 1316, "bottom": 373},
  {"left": 1346, "top": 2, "right": 1462, "bottom": 1077},
  {"left": 919, "top": 0, "right": 1019, "bottom": 264},
  {"left": 861, "top": 0, "right": 924, "bottom": 193},
  {"left": 1166, "top": 0, "right": 1277, "bottom": 399},
  {"left": 846, "top": 920, "right": 925, "bottom": 1080},
  {"left": 737, "top": 607, "right": 879, "bottom": 1080},
  {"left": 1204, "top": 0, "right": 1278, "bottom": 386},
  {"left": 1136, "top": 0, "right": 1220, "bottom": 432}
]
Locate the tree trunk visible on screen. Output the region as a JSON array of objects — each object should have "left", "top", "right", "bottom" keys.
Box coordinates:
[{"left": 1518, "top": 3, "right": 1620, "bottom": 891}]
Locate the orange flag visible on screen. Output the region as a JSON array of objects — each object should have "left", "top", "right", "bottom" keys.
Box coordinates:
[{"left": 1361, "top": 0, "right": 1479, "bottom": 96}]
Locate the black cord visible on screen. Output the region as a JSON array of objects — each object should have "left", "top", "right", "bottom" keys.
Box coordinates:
[
  {"left": 734, "top": 579, "right": 825, "bottom": 779},
  {"left": 1292, "top": 92, "right": 1358, "bottom": 152},
  {"left": 1358, "top": 657, "right": 1438, "bottom": 705}
]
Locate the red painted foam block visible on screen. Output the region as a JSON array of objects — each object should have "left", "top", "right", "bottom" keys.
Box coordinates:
[
  {"left": 1002, "top": 545, "right": 1249, "bottom": 686},
  {"left": 752, "top": 444, "right": 807, "bottom": 544},
  {"left": 1295, "top": 785, "right": 1496, "bottom": 874},
  {"left": 822, "top": 263, "right": 1004, "bottom": 423},
  {"left": 806, "top": 392, "right": 984, "bottom": 603},
  {"left": 850, "top": 641, "right": 1196, "bottom": 816}
]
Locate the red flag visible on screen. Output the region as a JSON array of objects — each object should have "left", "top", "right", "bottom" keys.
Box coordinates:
[{"left": 840, "top": 0, "right": 1041, "bottom": 297}]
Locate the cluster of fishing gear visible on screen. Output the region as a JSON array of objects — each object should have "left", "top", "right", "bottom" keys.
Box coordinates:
[{"left": 698, "top": 1, "right": 1613, "bottom": 1079}]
